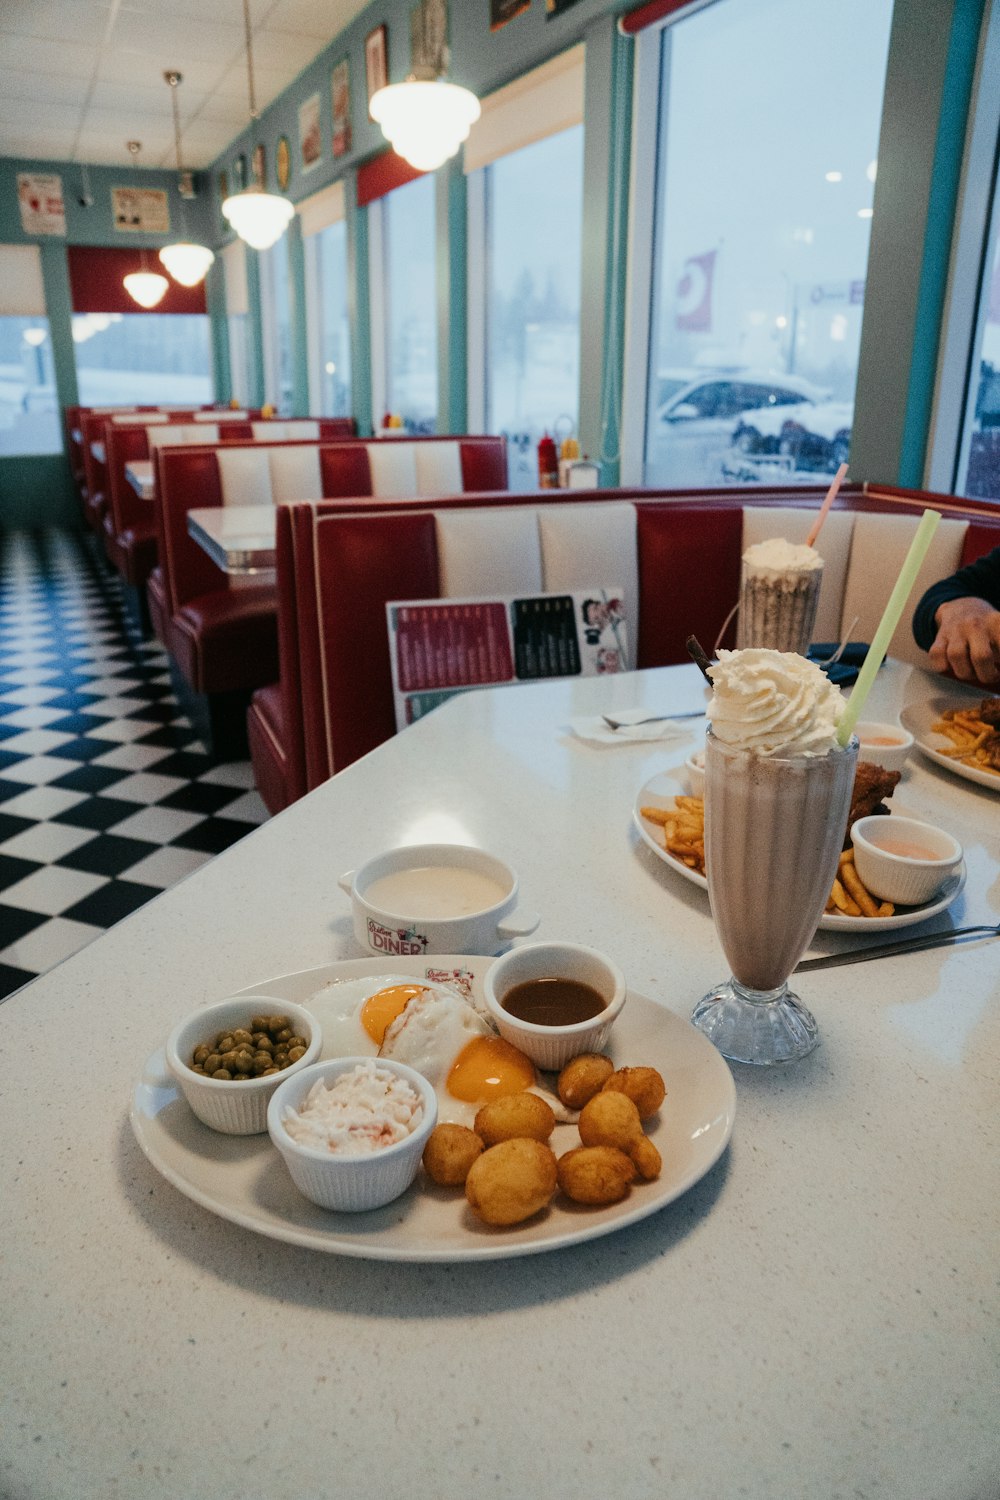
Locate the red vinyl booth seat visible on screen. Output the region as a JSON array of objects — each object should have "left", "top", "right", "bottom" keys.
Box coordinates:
[{"left": 251, "top": 485, "right": 1000, "bottom": 812}]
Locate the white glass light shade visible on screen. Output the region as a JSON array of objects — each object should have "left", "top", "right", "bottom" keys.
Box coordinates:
[
  {"left": 123, "top": 270, "right": 170, "bottom": 309},
  {"left": 159, "top": 242, "right": 215, "bottom": 286},
  {"left": 22, "top": 327, "right": 48, "bottom": 347},
  {"left": 222, "top": 188, "right": 295, "bottom": 251},
  {"left": 369, "top": 80, "right": 481, "bottom": 172}
]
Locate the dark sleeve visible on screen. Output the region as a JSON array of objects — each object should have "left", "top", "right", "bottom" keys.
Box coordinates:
[{"left": 912, "top": 546, "right": 1000, "bottom": 650}]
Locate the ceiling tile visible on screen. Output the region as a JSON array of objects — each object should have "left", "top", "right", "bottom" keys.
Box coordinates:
[
  {"left": 0, "top": 2, "right": 113, "bottom": 46},
  {"left": 0, "top": 67, "right": 91, "bottom": 107},
  {"left": 2, "top": 128, "right": 79, "bottom": 160},
  {"left": 110, "top": 10, "right": 244, "bottom": 59},
  {"left": 1, "top": 35, "right": 100, "bottom": 78}
]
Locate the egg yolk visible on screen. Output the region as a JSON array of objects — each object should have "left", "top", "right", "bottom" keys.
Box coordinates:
[
  {"left": 446, "top": 1036, "right": 535, "bottom": 1102},
  {"left": 360, "top": 984, "right": 429, "bottom": 1046}
]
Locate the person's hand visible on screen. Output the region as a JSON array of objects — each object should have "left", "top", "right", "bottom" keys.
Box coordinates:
[{"left": 929, "top": 597, "right": 1000, "bottom": 685}]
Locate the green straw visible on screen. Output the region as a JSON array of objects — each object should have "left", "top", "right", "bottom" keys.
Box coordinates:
[{"left": 838, "top": 508, "right": 941, "bottom": 747}]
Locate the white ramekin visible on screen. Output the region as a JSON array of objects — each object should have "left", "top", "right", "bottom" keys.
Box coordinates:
[
  {"left": 482, "top": 941, "right": 628, "bottom": 1071},
  {"left": 851, "top": 815, "right": 963, "bottom": 905},
  {"left": 165, "top": 997, "right": 322, "bottom": 1136},
  {"left": 685, "top": 748, "right": 706, "bottom": 798},
  {"left": 853, "top": 721, "right": 914, "bottom": 775},
  {"left": 267, "top": 1057, "right": 438, "bottom": 1212}
]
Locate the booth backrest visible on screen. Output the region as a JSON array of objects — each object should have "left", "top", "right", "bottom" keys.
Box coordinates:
[
  {"left": 281, "top": 488, "right": 1000, "bottom": 788},
  {"left": 153, "top": 435, "right": 509, "bottom": 614}
]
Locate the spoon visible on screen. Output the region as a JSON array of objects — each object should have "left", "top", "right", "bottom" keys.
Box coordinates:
[
  {"left": 601, "top": 710, "right": 707, "bottom": 731},
  {"left": 794, "top": 922, "right": 1000, "bottom": 971}
]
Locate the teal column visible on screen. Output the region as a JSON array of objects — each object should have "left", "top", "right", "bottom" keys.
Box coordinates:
[
  {"left": 346, "top": 174, "right": 373, "bottom": 436},
  {"left": 41, "top": 244, "right": 78, "bottom": 417},
  {"left": 286, "top": 215, "right": 310, "bottom": 416},
  {"left": 245, "top": 247, "right": 266, "bottom": 409},
  {"left": 205, "top": 256, "right": 231, "bottom": 403},
  {"left": 437, "top": 158, "right": 467, "bottom": 435},
  {"left": 850, "top": 0, "right": 987, "bottom": 486},
  {"left": 578, "top": 19, "right": 633, "bottom": 486}
]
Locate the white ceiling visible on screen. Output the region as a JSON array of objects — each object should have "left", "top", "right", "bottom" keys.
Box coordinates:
[{"left": 0, "top": 0, "right": 371, "bottom": 169}]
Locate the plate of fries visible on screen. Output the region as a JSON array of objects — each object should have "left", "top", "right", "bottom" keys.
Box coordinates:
[
  {"left": 900, "top": 695, "right": 1000, "bottom": 791},
  {"left": 634, "top": 773, "right": 967, "bottom": 932}
]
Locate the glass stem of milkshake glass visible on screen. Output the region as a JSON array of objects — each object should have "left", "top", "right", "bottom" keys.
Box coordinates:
[{"left": 691, "top": 730, "right": 858, "bottom": 1065}]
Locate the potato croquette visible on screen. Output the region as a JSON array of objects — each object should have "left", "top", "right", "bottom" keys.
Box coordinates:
[
  {"left": 465, "top": 1138, "right": 558, "bottom": 1226},
  {"left": 557, "top": 1052, "right": 614, "bottom": 1109},
  {"left": 578, "top": 1090, "right": 662, "bottom": 1180},
  {"left": 422, "top": 1124, "right": 484, "bottom": 1186},
  {"left": 601, "top": 1066, "right": 666, "bottom": 1120},
  {"left": 474, "top": 1092, "right": 555, "bottom": 1146},
  {"left": 557, "top": 1146, "right": 635, "bottom": 1205}
]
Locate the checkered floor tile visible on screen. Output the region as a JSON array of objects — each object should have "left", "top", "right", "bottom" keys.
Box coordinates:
[{"left": 0, "top": 530, "right": 269, "bottom": 1000}]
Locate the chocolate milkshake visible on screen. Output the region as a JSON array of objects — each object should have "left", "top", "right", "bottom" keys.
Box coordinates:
[
  {"left": 691, "top": 648, "right": 857, "bottom": 1065},
  {"left": 737, "top": 538, "right": 824, "bottom": 654}
]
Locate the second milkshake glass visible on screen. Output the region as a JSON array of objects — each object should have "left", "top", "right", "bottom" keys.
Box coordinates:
[{"left": 691, "top": 730, "right": 858, "bottom": 1065}]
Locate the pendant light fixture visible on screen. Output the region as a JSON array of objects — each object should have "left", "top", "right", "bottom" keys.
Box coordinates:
[
  {"left": 159, "top": 71, "right": 215, "bottom": 287},
  {"left": 221, "top": 0, "right": 294, "bottom": 251},
  {"left": 122, "top": 142, "right": 170, "bottom": 309},
  {"left": 369, "top": 2, "right": 480, "bottom": 173}
]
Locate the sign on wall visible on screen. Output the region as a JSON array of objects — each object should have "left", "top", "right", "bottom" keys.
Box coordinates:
[
  {"left": 299, "top": 92, "right": 322, "bottom": 173},
  {"left": 331, "top": 59, "right": 352, "bottom": 157},
  {"left": 17, "top": 173, "right": 66, "bottom": 236},
  {"left": 111, "top": 187, "right": 170, "bottom": 233}
]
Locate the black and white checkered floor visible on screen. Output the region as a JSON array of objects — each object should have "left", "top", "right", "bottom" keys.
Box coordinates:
[{"left": 0, "top": 529, "right": 268, "bottom": 1000}]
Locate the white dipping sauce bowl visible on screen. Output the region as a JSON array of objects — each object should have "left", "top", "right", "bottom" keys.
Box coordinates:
[
  {"left": 853, "top": 721, "right": 914, "bottom": 774},
  {"left": 483, "top": 941, "right": 627, "bottom": 1071},
  {"left": 165, "top": 997, "right": 322, "bottom": 1135},
  {"left": 685, "top": 748, "right": 706, "bottom": 798},
  {"left": 267, "top": 1057, "right": 437, "bottom": 1212},
  {"left": 339, "top": 843, "right": 539, "bottom": 957},
  {"left": 851, "top": 815, "right": 963, "bottom": 905}
]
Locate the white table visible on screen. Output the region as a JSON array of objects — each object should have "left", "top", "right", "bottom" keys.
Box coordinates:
[
  {"left": 188, "top": 503, "right": 276, "bottom": 574},
  {"left": 2, "top": 662, "right": 997, "bottom": 1500},
  {"left": 124, "top": 459, "right": 154, "bottom": 500}
]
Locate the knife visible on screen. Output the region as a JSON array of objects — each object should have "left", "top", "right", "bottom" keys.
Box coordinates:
[{"left": 794, "top": 922, "right": 1000, "bottom": 972}]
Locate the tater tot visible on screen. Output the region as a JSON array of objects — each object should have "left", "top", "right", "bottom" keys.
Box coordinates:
[
  {"left": 557, "top": 1052, "right": 614, "bottom": 1109},
  {"left": 465, "top": 1138, "right": 558, "bottom": 1226},
  {"left": 601, "top": 1066, "right": 666, "bottom": 1120},
  {"left": 422, "top": 1124, "right": 484, "bottom": 1187},
  {"left": 474, "top": 1092, "right": 555, "bottom": 1146},
  {"left": 578, "top": 1090, "right": 662, "bottom": 1180},
  {"left": 557, "top": 1146, "right": 635, "bottom": 1205}
]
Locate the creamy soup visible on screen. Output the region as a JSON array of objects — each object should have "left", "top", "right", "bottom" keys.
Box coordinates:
[{"left": 364, "top": 866, "right": 510, "bottom": 918}]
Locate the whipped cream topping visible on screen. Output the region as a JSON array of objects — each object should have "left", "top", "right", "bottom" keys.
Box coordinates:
[
  {"left": 708, "top": 648, "right": 844, "bottom": 756},
  {"left": 282, "top": 1060, "right": 423, "bottom": 1155},
  {"left": 742, "top": 538, "right": 823, "bottom": 583}
]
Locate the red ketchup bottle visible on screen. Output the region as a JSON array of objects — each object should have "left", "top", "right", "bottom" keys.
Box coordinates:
[{"left": 537, "top": 432, "right": 558, "bottom": 488}]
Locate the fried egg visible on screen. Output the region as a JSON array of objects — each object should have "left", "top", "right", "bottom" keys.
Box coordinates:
[{"left": 305, "top": 974, "right": 572, "bottom": 1129}]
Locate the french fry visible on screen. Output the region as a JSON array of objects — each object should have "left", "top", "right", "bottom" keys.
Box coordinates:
[
  {"left": 830, "top": 876, "right": 862, "bottom": 917},
  {"left": 840, "top": 859, "right": 882, "bottom": 919}
]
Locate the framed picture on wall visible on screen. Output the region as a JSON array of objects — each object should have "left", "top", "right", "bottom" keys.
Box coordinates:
[
  {"left": 234, "top": 154, "right": 247, "bottom": 190},
  {"left": 252, "top": 142, "right": 266, "bottom": 188},
  {"left": 299, "top": 92, "right": 322, "bottom": 172},
  {"left": 365, "top": 24, "right": 388, "bottom": 118},
  {"left": 490, "top": 0, "right": 530, "bottom": 28},
  {"left": 331, "top": 57, "right": 352, "bottom": 157},
  {"left": 276, "top": 136, "right": 291, "bottom": 190}
]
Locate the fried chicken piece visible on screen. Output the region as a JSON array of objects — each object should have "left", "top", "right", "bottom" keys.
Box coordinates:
[
  {"left": 845, "top": 761, "right": 901, "bottom": 844},
  {"left": 981, "top": 731, "right": 1000, "bottom": 770},
  {"left": 979, "top": 696, "right": 1000, "bottom": 728}
]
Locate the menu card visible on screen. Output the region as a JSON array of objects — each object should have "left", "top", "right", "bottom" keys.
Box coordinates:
[{"left": 386, "top": 588, "right": 626, "bottom": 730}]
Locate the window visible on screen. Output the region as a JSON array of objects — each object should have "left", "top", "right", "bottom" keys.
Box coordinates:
[
  {"left": 259, "top": 234, "right": 294, "bottom": 414},
  {"left": 637, "top": 0, "right": 893, "bottom": 488},
  {"left": 381, "top": 174, "right": 438, "bottom": 433},
  {"left": 72, "top": 313, "right": 212, "bottom": 405},
  {"left": 0, "top": 317, "right": 59, "bottom": 457},
  {"left": 479, "top": 127, "right": 584, "bottom": 490},
  {"left": 301, "top": 184, "right": 352, "bottom": 418},
  {"left": 221, "top": 239, "right": 252, "bottom": 406},
  {"left": 0, "top": 245, "right": 59, "bottom": 456},
  {"left": 466, "top": 46, "right": 586, "bottom": 490},
  {"left": 955, "top": 159, "right": 1000, "bottom": 502}
]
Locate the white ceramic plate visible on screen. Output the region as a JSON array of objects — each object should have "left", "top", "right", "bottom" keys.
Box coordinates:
[
  {"left": 129, "top": 955, "right": 735, "bottom": 1263},
  {"left": 900, "top": 695, "right": 1000, "bottom": 792},
  {"left": 633, "top": 773, "right": 967, "bottom": 933}
]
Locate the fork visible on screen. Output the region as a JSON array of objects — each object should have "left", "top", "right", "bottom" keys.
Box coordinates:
[
  {"left": 794, "top": 922, "right": 1000, "bottom": 971},
  {"left": 601, "top": 709, "right": 707, "bottom": 730}
]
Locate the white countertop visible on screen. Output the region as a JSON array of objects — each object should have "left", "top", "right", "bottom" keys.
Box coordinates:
[
  {"left": 188, "top": 503, "right": 276, "bottom": 574},
  {"left": 124, "top": 459, "right": 154, "bottom": 500},
  {"left": 1, "top": 662, "right": 997, "bottom": 1500}
]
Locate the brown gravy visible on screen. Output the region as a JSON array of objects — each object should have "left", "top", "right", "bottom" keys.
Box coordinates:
[{"left": 501, "top": 977, "right": 606, "bottom": 1027}]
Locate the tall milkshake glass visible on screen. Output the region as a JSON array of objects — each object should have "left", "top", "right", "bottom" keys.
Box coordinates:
[
  {"left": 737, "top": 540, "right": 824, "bottom": 654},
  {"left": 691, "top": 653, "right": 857, "bottom": 1065}
]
